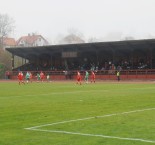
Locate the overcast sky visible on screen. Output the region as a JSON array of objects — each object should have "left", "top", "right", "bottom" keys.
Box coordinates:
[{"left": 1, "top": 0, "right": 155, "bottom": 43}]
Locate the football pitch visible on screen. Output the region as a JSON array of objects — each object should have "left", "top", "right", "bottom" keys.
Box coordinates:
[{"left": 0, "top": 81, "right": 155, "bottom": 145}]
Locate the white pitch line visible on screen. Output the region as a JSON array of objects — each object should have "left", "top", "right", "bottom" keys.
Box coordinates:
[
  {"left": 25, "top": 107, "right": 155, "bottom": 143},
  {"left": 2, "top": 86, "right": 155, "bottom": 98},
  {"left": 2, "top": 89, "right": 109, "bottom": 98},
  {"left": 27, "top": 128, "right": 155, "bottom": 144},
  {"left": 25, "top": 107, "right": 155, "bottom": 130}
]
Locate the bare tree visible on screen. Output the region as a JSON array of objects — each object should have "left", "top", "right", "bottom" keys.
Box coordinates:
[
  {"left": 67, "top": 28, "right": 84, "bottom": 38},
  {"left": 59, "top": 34, "right": 85, "bottom": 44},
  {"left": 0, "top": 14, "right": 14, "bottom": 78},
  {"left": 123, "top": 36, "right": 135, "bottom": 40},
  {"left": 88, "top": 37, "right": 99, "bottom": 43},
  {"left": 0, "top": 14, "right": 15, "bottom": 48},
  {"left": 58, "top": 28, "right": 85, "bottom": 44}
]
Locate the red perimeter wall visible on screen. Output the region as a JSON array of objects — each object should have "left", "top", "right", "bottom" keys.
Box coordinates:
[{"left": 10, "top": 74, "right": 155, "bottom": 80}]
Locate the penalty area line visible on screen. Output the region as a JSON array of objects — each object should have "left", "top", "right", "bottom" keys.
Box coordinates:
[
  {"left": 26, "top": 128, "right": 155, "bottom": 144},
  {"left": 25, "top": 107, "right": 155, "bottom": 143},
  {"left": 25, "top": 107, "right": 155, "bottom": 130}
]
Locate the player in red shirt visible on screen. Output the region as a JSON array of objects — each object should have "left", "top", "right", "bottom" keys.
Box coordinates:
[
  {"left": 91, "top": 71, "right": 95, "bottom": 83},
  {"left": 40, "top": 71, "right": 45, "bottom": 82},
  {"left": 76, "top": 71, "right": 82, "bottom": 85},
  {"left": 18, "top": 71, "right": 25, "bottom": 85}
]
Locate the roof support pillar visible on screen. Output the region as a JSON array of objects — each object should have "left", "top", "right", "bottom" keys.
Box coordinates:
[
  {"left": 96, "top": 50, "right": 99, "bottom": 66},
  {"left": 22, "top": 58, "right": 24, "bottom": 65},
  {"left": 112, "top": 49, "right": 115, "bottom": 64},
  {"left": 150, "top": 48, "right": 152, "bottom": 69},
  {"left": 11, "top": 54, "right": 14, "bottom": 70}
]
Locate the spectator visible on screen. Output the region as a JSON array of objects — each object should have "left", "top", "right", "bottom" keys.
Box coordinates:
[{"left": 116, "top": 71, "right": 120, "bottom": 81}]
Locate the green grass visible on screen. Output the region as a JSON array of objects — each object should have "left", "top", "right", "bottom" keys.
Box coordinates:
[{"left": 0, "top": 81, "right": 155, "bottom": 145}]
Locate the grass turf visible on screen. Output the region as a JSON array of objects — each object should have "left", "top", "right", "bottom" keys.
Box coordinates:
[{"left": 0, "top": 81, "right": 155, "bottom": 145}]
